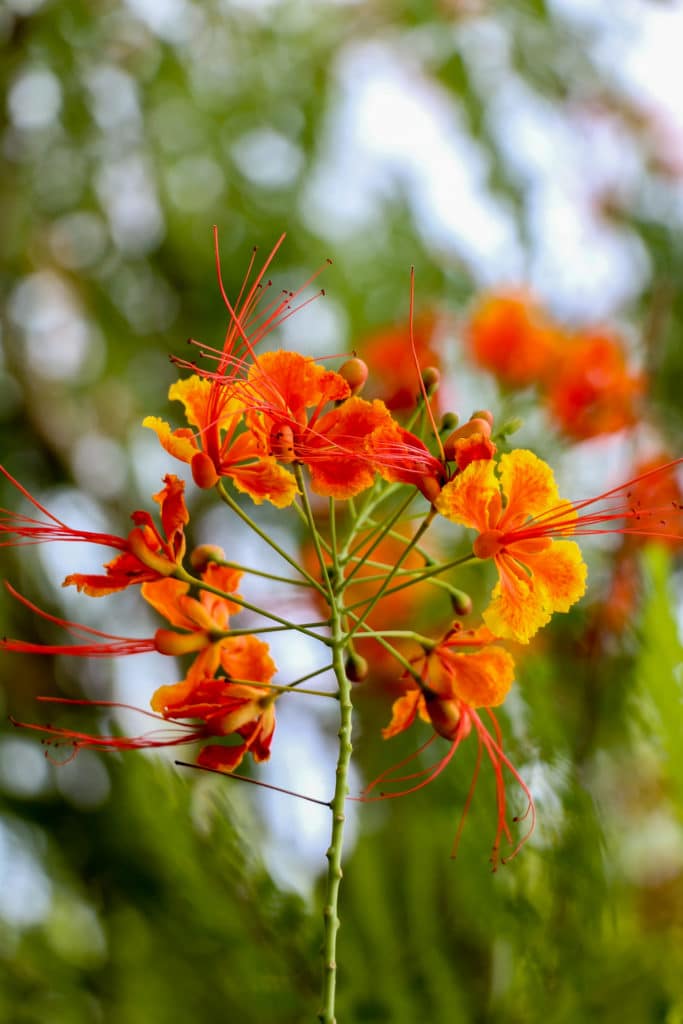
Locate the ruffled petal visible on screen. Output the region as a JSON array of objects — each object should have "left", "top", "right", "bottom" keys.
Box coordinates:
[
  {"left": 304, "top": 397, "right": 391, "bottom": 498},
  {"left": 168, "top": 375, "right": 213, "bottom": 430},
  {"left": 435, "top": 459, "right": 500, "bottom": 532},
  {"left": 521, "top": 539, "right": 587, "bottom": 613},
  {"left": 230, "top": 459, "right": 299, "bottom": 508},
  {"left": 219, "top": 634, "right": 277, "bottom": 683},
  {"left": 142, "top": 417, "right": 199, "bottom": 464},
  {"left": 142, "top": 578, "right": 195, "bottom": 629},
  {"left": 438, "top": 646, "right": 515, "bottom": 708},
  {"left": 382, "top": 688, "right": 425, "bottom": 739},
  {"left": 497, "top": 450, "right": 561, "bottom": 530}
]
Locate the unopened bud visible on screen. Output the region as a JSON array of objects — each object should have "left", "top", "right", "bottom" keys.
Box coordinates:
[
  {"left": 191, "top": 451, "right": 219, "bottom": 489},
  {"left": 190, "top": 544, "right": 226, "bottom": 572},
  {"left": 421, "top": 366, "right": 440, "bottom": 395},
  {"left": 496, "top": 416, "right": 524, "bottom": 440},
  {"left": 470, "top": 409, "right": 494, "bottom": 428},
  {"left": 450, "top": 588, "right": 473, "bottom": 617},
  {"left": 440, "top": 412, "right": 459, "bottom": 432},
  {"left": 345, "top": 652, "right": 369, "bottom": 682},
  {"left": 154, "top": 628, "right": 209, "bottom": 656},
  {"left": 338, "top": 357, "right": 368, "bottom": 395},
  {"left": 443, "top": 417, "right": 492, "bottom": 461}
]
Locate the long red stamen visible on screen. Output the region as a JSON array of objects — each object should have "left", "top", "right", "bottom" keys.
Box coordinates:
[
  {"left": 409, "top": 266, "right": 445, "bottom": 463},
  {"left": 1, "top": 583, "right": 155, "bottom": 657},
  {"left": 504, "top": 458, "right": 683, "bottom": 546}
]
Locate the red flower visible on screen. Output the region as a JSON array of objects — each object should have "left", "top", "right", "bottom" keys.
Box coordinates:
[
  {"left": 370, "top": 626, "right": 533, "bottom": 867},
  {"left": 12, "top": 680, "right": 277, "bottom": 773},
  {"left": 1, "top": 467, "right": 189, "bottom": 596},
  {"left": 467, "top": 292, "right": 558, "bottom": 388},
  {"left": 545, "top": 329, "right": 645, "bottom": 439}
]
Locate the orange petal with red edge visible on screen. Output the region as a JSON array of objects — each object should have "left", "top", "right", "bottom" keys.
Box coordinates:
[
  {"left": 382, "top": 688, "right": 425, "bottom": 739},
  {"left": 439, "top": 646, "right": 515, "bottom": 708}
]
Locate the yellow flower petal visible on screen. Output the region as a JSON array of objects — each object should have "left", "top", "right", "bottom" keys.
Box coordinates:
[
  {"left": 441, "top": 647, "right": 515, "bottom": 707},
  {"left": 522, "top": 539, "right": 587, "bottom": 612},
  {"left": 435, "top": 459, "right": 500, "bottom": 531},
  {"left": 142, "top": 416, "right": 199, "bottom": 464},
  {"left": 497, "top": 449, "right": 561, "bottom": 529}
]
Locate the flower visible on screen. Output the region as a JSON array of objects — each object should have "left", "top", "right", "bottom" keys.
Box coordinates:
[
  {"left": 545, "top": 329, "right": 645, "bottom": 440},
  {"left": 0, "top": 468, "right": 189, "bottom": 596},
  {"left": 437, "top": 450, "right": 683, "bottom": 643},
  {"left": 239, "top": 349, "right": 395, "bottom": 499},
  {"left": 436, "top": 450, "right": 588, "bottom": 642},
  {"left": 372, "top": 625, "right": 533, "bottom": 867},
  {"left": 466, "top": 292, "right": 558, "bottom": 388},
  {"left": 143, "top": 375, "right": 299, "bottom": 507},
  {"left": 356, "top": 311, "right": 447, "bottom": 411},
  {"left": 12, "top": 676, "right": 277, "bottom": 773}
]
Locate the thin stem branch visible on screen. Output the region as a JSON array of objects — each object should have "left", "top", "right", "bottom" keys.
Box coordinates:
[
  {"left": 216, "top": 481, "right": 326, "bottom": 595},
  {"left": 345, "top": 508, "right": 436, "bottom": 640},
  {"left": 176, "top": 567, "right": 329, "bottom": 643}
]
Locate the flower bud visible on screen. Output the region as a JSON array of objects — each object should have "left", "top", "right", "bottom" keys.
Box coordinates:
[
  {"left": 450, "top": 588, "right": 473, "bottom": 617},
  {"left": 190, "top": 544, "right": 226, "bottom": 572},
  {"left": 345, "top": 651, "right": 369, "bottom": 682},
  {"left": 338, "top": 357, "right": 369, "bottom": 395},
  {"left": 470, "top": 409, "right": 494, "bottom": 428},
  {"left": 443, "top": 417, "right": 492, "bottom": 462},
  {"left": 440, "top": 412, "right": 459, "bottom": 432},
  {"left": 421, "top": 366, "right": 440, "bottom": 395},
  {"left": 154, "top": 628, "right": 209, "bottom": 656}
]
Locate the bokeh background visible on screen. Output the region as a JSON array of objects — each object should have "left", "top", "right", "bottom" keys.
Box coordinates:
[{"left": 2, "top": 1, "right": 683, "bottom": 1021}]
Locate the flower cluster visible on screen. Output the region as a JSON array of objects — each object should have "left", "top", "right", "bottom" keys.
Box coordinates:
[
  {"left": 2, "top": 236, "right": 681, "bottom": 877},
  {"left": 466, "top": 291, "right": 645, "bottom": 440}
]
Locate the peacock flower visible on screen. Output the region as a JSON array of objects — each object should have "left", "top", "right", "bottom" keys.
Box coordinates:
[
  {"left": 143, "top": 375, "right": 299, "bottom": 508},
  {"left": 375, "top": 625, "right": 532, "bottom": 867},
  {"left": 242, "top": 350, "right": 394, "bottom": 498},
  {"left": 0, "top": 468, "right": 189, "bottom": 596},
  {"left": 12, "top": 675, "right": 278, "bottom": 774},
  {"left": 466, "top": 292, "right": 559, "bottom": 388},
  {"left": 436, "top": 450, "right": 587, "bottom": 643},
  {"left": 544, "top": 329, "right": 645, "bottom": 440},
  {"left": 437, "top": 450, "right": 683, "bottom": 643}
]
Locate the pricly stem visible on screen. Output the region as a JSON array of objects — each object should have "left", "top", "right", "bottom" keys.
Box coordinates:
[{"left": 318, "top": 575, "right": 353, "bottom": 1024}]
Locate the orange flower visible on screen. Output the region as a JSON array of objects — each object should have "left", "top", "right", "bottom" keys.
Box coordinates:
[
  {"left": 436, "top": 450, "right": 587, "bottom": 642},
  {"left": 0, "top": 468, "right": 189, "bottom": 596},
  {"left": 242, "top": 350, "right": 394, "bottom": 498},
  {"left": 151, "top": 676, "right": 276, "bottom": 772},
  {"left": 144, "top": 375, "right": 298, "bottom": 507},
  {"left": 437, "top": 450, "right": 683, "bottom": 643},
  {"left": 545, "top": 329, "right": 645, "bottom": 439},
  {"left": 373, "top": 626, "right": 533, "bottom": 867},
  {"left": 467, "top": 292, "right": 558, "bottom": 388},
  {"left": 357, "top": 312, "right": 446, "bottom": 411},
  {"left": 383, "top": 625, "right": 515, "bottom": 739},
  {"left": 12, "top": 673, "right": 277, "bottom": 774}
]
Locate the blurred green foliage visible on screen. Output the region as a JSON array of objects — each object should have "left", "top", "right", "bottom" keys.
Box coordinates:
[{"left": 2, "top": 1, "right": 683, "bottom": 1022}]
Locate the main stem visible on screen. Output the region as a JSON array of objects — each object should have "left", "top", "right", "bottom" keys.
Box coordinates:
[{"left": 319, "top": 570, "right": 353, "bottom": 1023}]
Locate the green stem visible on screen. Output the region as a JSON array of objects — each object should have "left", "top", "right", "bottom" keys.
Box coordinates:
[
  {"left": 319, "top": 580, "right": 353, "bottom": 1024},
  {"left": 342, "top": 551, "right": 476, "bottom": 613},
  {"left": 175, "top": 567, "right": 329, "bottom": 643},
  {"left": 217, "top": 559, "right": 317, "bottom": 588},
  {"left": 345, "top": 508, "right": 436, "bottom": 641},
  {"left": 295, "top": 463, "right": 332, "bottom": 591},
  {"left": 216, "top": 481, "right": 327, "bottom": 595}
]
